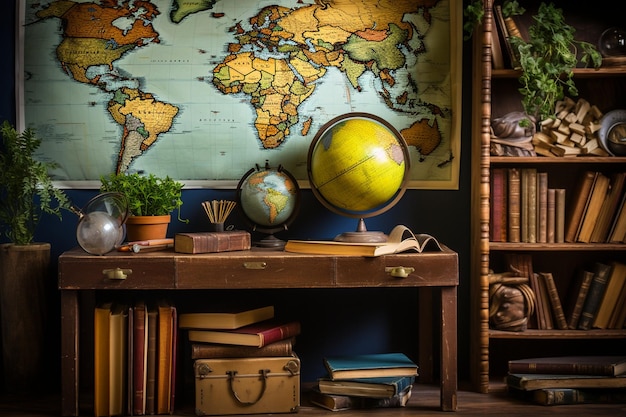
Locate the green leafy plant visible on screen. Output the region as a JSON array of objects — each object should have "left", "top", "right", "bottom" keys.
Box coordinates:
[
  {"left": 100, "top": 172, "right": 187, "bottom": 222},
  {"left": 0, "top": 121, "right": 71, "bottom": 245},
  {"left": 507, "top": 2, "right": 602, "bottom": 122}
]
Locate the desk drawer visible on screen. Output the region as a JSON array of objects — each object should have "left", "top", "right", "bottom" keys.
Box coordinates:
[
  {"left": 177, "top": 255, "right": 334, "bottom": 288},
  {"left": 59, "top": 256, "right": 175, "bottom": 289},
  {"left": 335, "top": 252, "right": 459, "bottom": 287}
]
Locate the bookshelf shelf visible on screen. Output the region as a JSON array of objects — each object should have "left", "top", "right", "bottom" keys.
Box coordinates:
[{"left": 470, "top": 0, "right": 626, "bottom": 394}]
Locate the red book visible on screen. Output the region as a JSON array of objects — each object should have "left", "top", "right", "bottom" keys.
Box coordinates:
[
  {"left": 187, "top": 320, "right": 301, "bottom": 347},
  {"left": 490, "top": 168, "right": 507, "bottom": 242}
]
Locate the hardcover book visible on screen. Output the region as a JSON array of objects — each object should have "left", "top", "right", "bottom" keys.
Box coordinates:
[
  {"left": 132, "top": 301, "right": 148, "bottom": 415},
  {"left": 323, "top": 352, "right": 418, "bottom": 380},
  {"left": 540, "top": 272, "right": 567, "bottom": 330},
  {"left": 187, "top": 320, "right": 301, "bottom": 347},
  {"left": 577, "top": 172, "right": 610, "bottom": 243},
  {"left": 309, "top": 386, "right": 412, "bottom": 411},
  {"left": 507, "top": 167, "right": 521, "bottom": 242},
  {"left": 178, "top": 305, "right": 274, "bottom": 330},
  {"left": 190, "top": 337, "right": 294, "bottom": 359},
  {"left": 156, "top": 302, "right": 177, "bottom": 414},
  {"left": 593, "top": 261, "right": 626, "bottom": 329},
  {"left": 565, "top": 270, "right": 594, "bottom": 330},
  {"left": 565, "top": 171, "right": 598, "bottom": 243},
  {"left": 508, "top": 356, "right": 626, "bottom": 376},
  {"left": 530, "top": 387, "right": 626, "bottom": 406},
  {"left": 578, "top": 262, "right": 612, "bottom": 330},
  {"left": 506, "top": 373, "right": 626, "bottom": 391},
  {"left": 317, "top": 375, "right": 415, "bottom": 398},
  {"left": 145, "top": 306, "right": 158, "bottom": 415},
  {"left": 174, "top": 230, "right": 251, "bottom": 254},
  {"left": 284, "top": 225, "right": 442, "bottom": 256}
]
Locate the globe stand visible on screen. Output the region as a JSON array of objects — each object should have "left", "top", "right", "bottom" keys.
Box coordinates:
[
  {"left": 334, "top": 218, "right": 388, "bottom": 243},
  {"left": 254, "top": 233, "right": 287, "bottom": 249}
]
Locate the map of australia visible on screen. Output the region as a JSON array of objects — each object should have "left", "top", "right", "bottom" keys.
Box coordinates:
[{"left": 22, "top": 0, "right": 459, "bottom": 187}]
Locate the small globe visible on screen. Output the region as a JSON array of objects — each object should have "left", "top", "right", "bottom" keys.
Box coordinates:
[
  {"left": 236, "top": 162, "right": 300, "bottom": 247},
  {"left": 308, "top": 113, "right": 410, "bottom": 242}
]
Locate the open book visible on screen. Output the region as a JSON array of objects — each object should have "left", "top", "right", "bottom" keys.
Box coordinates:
[{"left": 283, "top": 225, "right": 442, "bottom": 257}]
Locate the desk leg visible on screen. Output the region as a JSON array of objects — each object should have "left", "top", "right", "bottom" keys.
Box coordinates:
[
  {"left": 61, "top": 290, "right": 79, "bottom": 417},
  {"left": 440, "top": 286, "right": 458, "bottom": 411}
]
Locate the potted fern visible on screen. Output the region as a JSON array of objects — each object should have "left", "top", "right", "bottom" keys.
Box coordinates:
[
  {"left": 0, "top": 120, "right": 71, "bottom": 391},
  {"left": 100, "top": 172, "right": 187, "bottom": 241}
]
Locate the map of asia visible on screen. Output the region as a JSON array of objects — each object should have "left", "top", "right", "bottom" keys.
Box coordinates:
[{"left": 21, "top": 0, "right": 460, "bottom": 188}]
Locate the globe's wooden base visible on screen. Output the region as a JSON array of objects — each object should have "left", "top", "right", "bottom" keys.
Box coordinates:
[{"left": 334, "top": 231, "right": 388, "bottom": 243}]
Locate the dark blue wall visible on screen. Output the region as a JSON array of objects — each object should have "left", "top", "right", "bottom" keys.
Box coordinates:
[{"left": 1, "top": 1, "right": 472, "bottom": 387}]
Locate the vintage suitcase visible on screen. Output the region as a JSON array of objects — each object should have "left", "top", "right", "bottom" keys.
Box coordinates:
[{"left": 194, "top": 355, "right": 300, "bottom": 415}]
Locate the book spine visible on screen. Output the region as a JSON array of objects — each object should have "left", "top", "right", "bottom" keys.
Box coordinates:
[
  {"left": 526, "top": 168, "right": 537, "bottom": 243},
  {"left": 555, "top": 188, "right": 566, "bottom": 243},
  {"left": 509, "top": 362, "right": 616, "bottom": 376},
  {"left": 565, "top": 171, "right": 597, "bottom": 243},
  {"left": 258, "top": 321, "right": 301, "bottom": 347},
  {"left": 541, "top": 272, "right": 567, "bottom": 330},
  {"left": 547, "top": 188, "right": 555, "bottom": 243},
  {"left": 508, "top": 167, "right": 521, "bottom": 242},
  {"left": 132, "top": 303, "right": 147, "bottom": 415},
  {"left": 145, "top": 308, "right": 157, "bottom": 415},
  {"left": 190, "top": 338, "right": 294, "bottom": 359},
  {"left": 532, "top": 388, "right": 626, "bottom": 405},
  {"left": 537, "top": 173, "right": 548, "bottom": 243},
  {"left": 175, "top": 231, "right": 251, "bottom": 254},
  {"left": 578, "top": 263, "right": 612, "bottom": 330},
  {"left": 490, "top": 168, "right": 507, "bottom": 242},
  {"left": 567, "top": 270, "right": 594, "bottom": 330}
]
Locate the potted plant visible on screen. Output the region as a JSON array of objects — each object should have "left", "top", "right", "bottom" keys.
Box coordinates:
[
  {"left": 464, "top": 1, "right": 602, "bottom": 123},
  {"left": 0, "top": 120, "right": 71, "bottom": 391},
  {"left": 100, "top": 172, "right": 187, "bottom": 241}
]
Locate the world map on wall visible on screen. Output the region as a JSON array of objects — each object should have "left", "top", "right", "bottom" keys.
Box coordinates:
[{"left": 21, "top": 0, "right": 459, "bottom": 188}]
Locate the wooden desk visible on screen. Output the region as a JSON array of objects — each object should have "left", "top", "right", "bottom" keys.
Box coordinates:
[{"left": 58, "top": 247, "right": 458, "bottom": 415}]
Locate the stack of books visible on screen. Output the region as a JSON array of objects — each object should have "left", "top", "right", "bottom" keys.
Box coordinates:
[
  {"left": 309, "top": 352, "right": 418, "bottom": 411},
  {"left": 505, "top": 355, "right": 626, "bottom": 405}
]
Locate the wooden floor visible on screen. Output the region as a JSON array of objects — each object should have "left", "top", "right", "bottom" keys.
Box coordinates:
[{"left": 1, "top": 381, "right": 625, "bottom": 416}]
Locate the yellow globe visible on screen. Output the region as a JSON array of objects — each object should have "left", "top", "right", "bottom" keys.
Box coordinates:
[{"left": 309, "top": 115, "right": 408, "bottom": 214}]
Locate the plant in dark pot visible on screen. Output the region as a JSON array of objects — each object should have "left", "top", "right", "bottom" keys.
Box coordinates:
[
  {"left": 100, "top": 172, "right": 187, "bottom": 241},
  {"left": 0, "top": 120, "right": 71, "bottom": 392}
]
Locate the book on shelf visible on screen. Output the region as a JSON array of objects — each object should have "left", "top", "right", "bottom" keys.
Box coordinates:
[
  {"left": 537, "top": 172, "right": 548, "bottom": 243},
  {"left": 555, "top": 188, "right": 566, "bottom": 243},
  {"left": 178, "top": 305, "right": 274, "bottom": 330},
  {"left": 174, "top": 230, "right": 251, "bottom": 254},
  {"left": 577, "top": 172, "right": 611, "bottom": 243},
  {"left": 565, "top": 171, "right": 598, "bottom": 243},
  {"left": 590, "top": 172, "right": 626, "bottom": 243},
  {"left": 145, "top": 306, "right": 158, "bottom": 415},
  {"left": 156, "top": 301, "right": 177, "bottom": 415},
  {"left": 132, "top": 301, "right": 148, "bottom": 416},
  {"left": 191, "top": 337, "right": 294, "bottom": 359},
  {"left": 540, "top": 272, "right": 567, "bottom": 330},
  {"left": 521, "top": 168, "right": 537, "bottom": 243},
  {"left": 528, "top": 387, "right": 626, "bottom": 406},
  {"left": 577, "top": 262, "right": 612, "bottom": 330},
  {"left": 547, "top": 188, "right": 555, "bottom": 243},
  {"left": 536, "top": 272, "right": 553, "bottom": 329},
  {"left": 506, "top": 373, "right": 626, "bottom": 391},
  {"left": 493, "top": 3, "right": 521, "bottom": 70},
  {"left": 317, "top": 375, "right": 415, "bottom": 398},
  {"left": 308, "top": 385, "right": 412, "bottom": 411},
  {"left": 507, "top": 167, "right": 521, "bottom": 243},
  {"left": 508, "top": 356, "right": 626, "bottom": 376},
  {"left": 284, "top": 224, "right": 442, "bottom": 257},
  {"left": 490, "top": 16, "right": 505, "bottom": 70},
  {"left": 187, "top": 319, "right": 301, "bottom": 347},
  {"left": 609, "top": 281, "right": 626, "bottom": 329},
  {"left": 608, "top": 190, "right": 626, "bottom": 243},
  {"left": 109, "top": 303, "right": 128, "bottom": 417},
  {"left": 593, "top": 261, "right": 626, "bottom": 329},
  {"left": 323, "top": 352, "right": 418, "bottom": 380},
  {"left": 94, "top": 302, "right": 113, "bottom": 417},
  {"left": 565, "top": 269, "right": 594, "bottom": 330},
  {"left": 490, "top": 167, "right": 507, "bottom": 242}
]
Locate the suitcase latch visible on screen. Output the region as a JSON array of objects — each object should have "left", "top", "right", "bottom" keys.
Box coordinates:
[{"left": 284, "top": 360, "right": 300, "bottom": 375}]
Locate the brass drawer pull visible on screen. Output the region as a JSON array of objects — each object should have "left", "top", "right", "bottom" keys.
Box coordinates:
[
  {"left": 102, "top": 268, "right": 132, "bottom": 280},
  {"left": 385, "top": 266, "right": 414, "bottom": 278},
  {"left": 243, "top": 262, "right": 267, "bottom": 270}
]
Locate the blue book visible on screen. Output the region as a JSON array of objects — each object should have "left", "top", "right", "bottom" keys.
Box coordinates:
[
  {"left": 323, "top": 352, "right": 418, "bottom": 380},
  {"left": 318, "top": 375, "right": 415, "bottom": 398}
]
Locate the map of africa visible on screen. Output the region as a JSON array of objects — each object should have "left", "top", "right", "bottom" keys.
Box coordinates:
[{"left": 20, "top": 0, "right": 460, "bottom": 188}]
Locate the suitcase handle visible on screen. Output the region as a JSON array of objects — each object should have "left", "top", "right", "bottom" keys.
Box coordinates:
[{"left": 226, "top": 369, "right": 269, "bottom": 405}]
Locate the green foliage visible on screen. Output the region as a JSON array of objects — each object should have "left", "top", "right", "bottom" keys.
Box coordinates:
[
  {"left": 463, "top": 0, "right": 484, "bottom": 41},
  {"left": 100, "top": 172, "right": 187, "bottom": 222},
  {"left": 507, "top": 2, "right": 602, "bottom": 121},
  {"left": 0, "top": 121, "right": 71, "bottom": 245}
]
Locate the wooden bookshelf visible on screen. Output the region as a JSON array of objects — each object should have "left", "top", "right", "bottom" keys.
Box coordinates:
[{"left": 470, "top": 0, "right": 626, "bottom": 393}]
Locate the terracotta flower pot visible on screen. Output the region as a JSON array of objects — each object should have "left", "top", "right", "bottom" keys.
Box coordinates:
[{"left": 125, "top": 215, "right": 171, "bottom": 241}]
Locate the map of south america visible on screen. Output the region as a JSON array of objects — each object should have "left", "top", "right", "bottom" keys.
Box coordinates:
[{"left": 23, "top": 0, "right": 458, "bottom": 186}]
